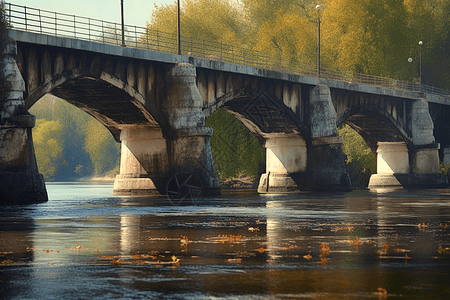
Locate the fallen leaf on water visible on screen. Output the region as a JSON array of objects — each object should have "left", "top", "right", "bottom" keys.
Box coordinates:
[
  {"left": 227, "top": 258, "right": 242, "bottom": 263},
  {"left": 303, "top": 254, "right": 312, "bottom": 260},
  {"left": 418, "top": 223, "right": 428, "bottom": 230},
  {"left": 111, "top": 259, "right": 121, "bottom": 265},
  {"left": 320, "top": 257, "right": 328, "bottom": 265},
  {"left": 378, "top": 287, "right": 387, "bottom": 298},
  {"left": 256, "top": 248, "right": 266, "bottom": 253},
  {"left": 320, "top": 243, "right": 330, "bottom": 256},
  {"left": 1, "top": 259, "right": 14, "bottom": 264},
  {"left": 437, "top": 245, "right": 449, "bottom": 255},
  {"left": 180, "top": 235, "right": 189, "bottom": 245},
  {"left": 396, "top": 248, "right": 409, "bottom": 253}
]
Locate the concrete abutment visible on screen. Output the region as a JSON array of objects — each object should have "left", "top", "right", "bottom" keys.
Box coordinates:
[{"left": 0, "top": 40, "right": 47, "bottom": 204}]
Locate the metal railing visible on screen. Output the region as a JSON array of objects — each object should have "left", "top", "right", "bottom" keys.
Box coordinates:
[{"left": 4, "top": 2, "right": 450, "bottom": 98}]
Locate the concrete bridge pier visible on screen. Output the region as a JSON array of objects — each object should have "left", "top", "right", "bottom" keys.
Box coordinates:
[
  {"left": 0, "top": 40, "right": 47, "bottom": 204},
  {"left": 308, "top": 85, "right": 351, "bottom": 191},
  {"left": 369, "top": 99, "right": 448, "bottom": 189},
  {"left": 114, "top": 63, "right": 220, "bottom": 196},
  {"left": 368, "top": 142, "right": 447, "bottom": 188},
  {"left": 257, "top": 135, "right": 307, "bottom": 193},
  {"left": 113, "top": 126, "right": 161, "bottom": 195}
]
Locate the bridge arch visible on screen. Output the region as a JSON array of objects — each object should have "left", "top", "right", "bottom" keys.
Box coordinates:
[
  {"left": 17, "top": 44, "right": 167, "bottom": 141},
  {"left": 333, "top": 90, "right": 412, "bottom": 152},
  {"left": 198, "top": 68, "right": 318, "bottom": 192}
]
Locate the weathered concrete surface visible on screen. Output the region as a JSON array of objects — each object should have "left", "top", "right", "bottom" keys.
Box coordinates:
[
  {"left": 368, "top": 99, "right": 447, "bottom": 189},
  {"left": 114, "top": 63, "right": 220, "bottom": 195},
  {"left": 369, "top": 142, "right": 447, "bottom": 189},
  {"left": 308, "top": 86, "right": 351, "bottom": 191},
  {"left": 0, "top": 40, "right": 47, "bottom": 204},
  {"left": 258, "top": 135, "right": 307, "bottom": 193},
  {"left": 3, "top": 29, "right": 450, "bottom": 196}
]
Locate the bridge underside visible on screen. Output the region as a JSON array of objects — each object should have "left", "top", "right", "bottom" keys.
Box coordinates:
[{"left": 48, "top": 76, "right": 161, "bottom": 141}]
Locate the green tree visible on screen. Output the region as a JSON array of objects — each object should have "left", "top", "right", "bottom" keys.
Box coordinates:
[
  {"left": 84, "top": 119, "right": 120, "bottom": 175},
  {"left": 30, "top": 95, "right": 120, "bottom": 180},
  {"left": 33, "top": 119, "right": 64, "bottom": 178},
  {"left": 206, "top": 109, "right": 265, "bottom": 181},
  {"left": 338, "top": 124, "right": 376, "bottom": 187}
]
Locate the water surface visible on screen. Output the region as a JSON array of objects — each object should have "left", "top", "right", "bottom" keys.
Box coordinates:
[{"left": 1, "top": 183, "right": 450, "bottom": 299}]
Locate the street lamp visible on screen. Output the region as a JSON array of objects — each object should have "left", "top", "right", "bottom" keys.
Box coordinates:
[
  {"left": 408, "top": 41, "right": 423, "bottom": 91},
  {"left": 316, "top": 4, "right": 322, "bottom": 78},
  {"left": 419, "top": 40, "right": 423, "bottom": 86},
  {"left": 177, "top": 0, "right": 181, "bottom": 55}
]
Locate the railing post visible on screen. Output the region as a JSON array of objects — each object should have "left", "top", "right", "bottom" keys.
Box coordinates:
[
  {"left": 88, "top": 18, "right": 91, "bottom": 41},
  {"left": 157, "top": 30, "right": 160, "bottom": 51},
  {"left": 74, "top": 15, "right": 76, "bottom": 39},
  {"left": 54, "top": 12, "right": 57, "bottom": 36},
  {"left": 24, "top": 6, "right": 27, "bottom": 31},
  {"left": 115, "top": 23, "right": 118, "bottom": 45},
  {"left": 102, "top": 21, "right": 104, "bottom": 43},
  {"left": 39, "top": 9, "right": 42, "bottom": 33}
]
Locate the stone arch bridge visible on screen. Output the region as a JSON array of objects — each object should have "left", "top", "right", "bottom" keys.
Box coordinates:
[{"left": 1, "top": 29, "right": 450, "bottom": 203}]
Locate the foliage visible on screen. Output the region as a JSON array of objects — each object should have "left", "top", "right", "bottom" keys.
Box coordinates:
[
  {"left": 84, "top": 119, "right": 120, "bottom": 175},
  {"left": 33, "top": 119, "right": 64, "bottom": 178},
  {"left": 30, "top": 95, "right": 120, "bottom": 180},
  {"left": 146, "top": 0, "right": 246, "bottom": 54},
  {"left": 321, "top": 0, "right": 450, "bottom": 86},
  {"left": 338, "top": 124, "right": 376, "bottom": 187},
  {"left": 440, "top": 162, "right": 450, "bottom": 175},
  {"left": 206, "top": 109, "right": 265, "bottom": 181}
]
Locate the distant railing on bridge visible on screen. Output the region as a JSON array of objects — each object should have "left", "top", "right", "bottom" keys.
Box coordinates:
[{"left": 4, "top": 2, "right": 450, "bottom": 98}]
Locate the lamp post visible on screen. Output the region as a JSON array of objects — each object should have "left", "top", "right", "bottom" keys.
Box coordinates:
[
  {"left": 316, "top": 4, "right": 322, "bottom": 78},
  {"left": 408, "top": 41, "right": 423, "bottom": 91},
  {"left": 419, "top": 40, "right": 423, "bottom": 86},
  {"left": 177, "top": 0, "right": 181, "bottom": 55},
  {"left": 121, "top": 0, "right": 125, "bottom": 47}
]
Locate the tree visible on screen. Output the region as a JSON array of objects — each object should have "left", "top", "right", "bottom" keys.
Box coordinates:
[
  {"left": 206, "top": 108, "right": 265, "bottom": 181},
  {"left": 30, "top": 95, "right": 120, "bottom": 180},
  {"left": 84, "top": 119, "right": 120, "bottom": 175},
  {"left": 338, "top": 124, "right": 376, "bottom": 187},
  {"left": 146, "top": 0, "right": 246, "bottom": 55},
  {"left": 33, "top": 119, "right": 64, "bottom": 179}
]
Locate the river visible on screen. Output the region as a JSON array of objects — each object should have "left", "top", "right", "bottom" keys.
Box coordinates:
[{"left": 1, "top": 183, "right": 450, "bottom": 299}]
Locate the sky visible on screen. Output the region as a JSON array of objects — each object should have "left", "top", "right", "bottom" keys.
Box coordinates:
[{"left": 7, "top": 0, "right": 176, "bottom": 28}]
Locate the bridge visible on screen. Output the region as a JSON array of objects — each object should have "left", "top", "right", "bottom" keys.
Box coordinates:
[{"left": 1, "top": 3, "right": 450, "bottom": 204}]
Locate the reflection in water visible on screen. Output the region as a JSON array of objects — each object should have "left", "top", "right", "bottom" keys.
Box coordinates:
[{"left": 1, "top": 184, "right": 450, "bottom": 299}]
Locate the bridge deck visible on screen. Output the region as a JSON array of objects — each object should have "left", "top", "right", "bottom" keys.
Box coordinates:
[{"left": 9, "top": 29, "right": 450, "bottom": 106}]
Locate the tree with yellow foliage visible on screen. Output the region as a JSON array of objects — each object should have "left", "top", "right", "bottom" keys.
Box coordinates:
[{"left": 33, "top": 119, "right": 64, "bottom": 179}]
